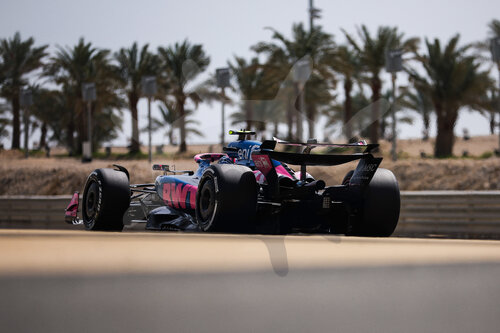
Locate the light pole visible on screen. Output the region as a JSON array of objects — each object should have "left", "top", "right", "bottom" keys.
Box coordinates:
[
  {"left": 141, "top": 76, "right": 157, "bottom": 163},
  {"left": 385, "top": 49, "right": 403, "bottom": 161},
  {"left": 19, "top": 89, "right": 33, "bottom": 159},
  {"left": 308, "top": 0, "right": 321, "bottom": 32},
  {"left": 81, "top": 83, "right": 96, "bottom": 163},
  {"left": 491, "top": 37, "right": 500, "bottom": 154},
  {"left": 293, "top": 58, "right": 311, "bottom": 142},
  {"left": 216, "top": 68, "right": 230, "bottom": 147}
]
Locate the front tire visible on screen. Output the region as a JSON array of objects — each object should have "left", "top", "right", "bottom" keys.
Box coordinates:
[
  {"left": 82, "top": 168, "right": 130, "bottom": 231},
  {"left": 195, "top": 164, "right": 257, "bottom": 232}
]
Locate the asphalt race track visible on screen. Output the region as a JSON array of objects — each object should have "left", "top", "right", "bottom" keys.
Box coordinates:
[{"left": 1, "top": 229, "right": 500, "bottom": 332}]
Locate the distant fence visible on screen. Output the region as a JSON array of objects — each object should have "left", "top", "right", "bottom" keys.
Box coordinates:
[{"left": 0, "top": 192, "right": 500, "bottom": 238}]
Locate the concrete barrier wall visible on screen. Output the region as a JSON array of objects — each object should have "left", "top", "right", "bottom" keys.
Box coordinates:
[
  {"left": 1, "top": 192, "right": 500, "bottom": 237},
  {"left": 394, "top": 191, "right": 500, "bottom": 238},
  {"left": 0, "top": 195, "right": 83, "bottom": 230}
]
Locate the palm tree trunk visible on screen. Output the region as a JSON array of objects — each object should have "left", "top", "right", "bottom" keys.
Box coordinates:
[
  {"left": 307, "top": 105, "right": 315, "bottom": 140},
  {"left": 67, "top": 112, "right": 75, "bottom": 156},
  {"left": 287, "top": 94, "right": 294, "bottom": 140},
  {"left": 423, "top": 111, "right": 430, "bottom": 141},
  {"left": 76, "top": 101, "right": 84, "bottom": 155},
  {"left": 245, "top": 101, "right": 253, "bottom": 131},
  {"left": 178, "top": 98, "right": 187, "bottom": 153},
  {"left": 344, "top": 79, "right": 353, "bottom": 142},
  {"left": 434, "top": 106, "right": 457, "bottom": 157},
  {"left": 489, "top": 111, "right": 495, "bottom": 135},
  {"left": 39, "top": 121, "right": 47, "bottom": 149},
  {"left": 168, "top": 129, "right": 174, "bottom": 146},
  {"left": 11, "top": 92, "right": 21, "bottom": 149},
  {"left": 294, "top": 83, "right": 303, "bottom": 141},
  {"left": 370, "top": 76, "right": 381, "bottom": 144},
  {"left": 380, "top": 115, "right": 387, "bottom": 140},
  {"left": 129, "top": 92, "right": 140, "bottom": 153}
]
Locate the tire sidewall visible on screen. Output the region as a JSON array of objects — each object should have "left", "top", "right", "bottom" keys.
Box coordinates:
[
  {"left": 195, "top": 164, "right": 257, "bottom": 232},
  {"left": 82, "top": 168, "right": 130, "bottom": 231},
  {"left": 196, "top": 168, "right": 219, "bottom": 231},
  {"left": 360, "top": 168, "right": 400, "bottom": 236}
]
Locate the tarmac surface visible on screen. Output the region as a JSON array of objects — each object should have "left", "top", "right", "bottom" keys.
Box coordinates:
[{"left": 1, "top": 229, "right": 500, "bottom": 332}]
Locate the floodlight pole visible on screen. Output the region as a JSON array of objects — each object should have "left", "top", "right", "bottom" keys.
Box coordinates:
[
  {"left": 141, "top": 76, "right": 157, "bottom": 163},
  {"left": 81, "top": 83, "right": 96, "bottom": 163},
  {"left": 385, "top": 49, "right": 403, "bottom": 161},
  {"left": 221, "top": 87, "right": 226, "bottom": 147},
  {"left": 216, "top": 68, "right": 230, "bottom": 147},
  {"left": 87, "top": 100, "right": 92, "bottom": 159},
  {"left": 148, "top": 96, "right": 152, "bottom": 163},
  {"left": 391, "top": 73, "right": 397, "bottom": 161}
]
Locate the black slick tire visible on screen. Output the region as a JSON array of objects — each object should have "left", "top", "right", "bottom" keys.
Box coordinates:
[
  {"left": 82, "top": 168, "right": 130, "bottom": 231},
  {"left": 350, "top": 168, "right": 400, "bottom": 237},
  {"left": 195, "top": 164, "right": 257, "bottom": 232}
]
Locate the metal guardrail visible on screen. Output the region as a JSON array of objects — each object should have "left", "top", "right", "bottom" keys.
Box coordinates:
[{"left": 0, "top": 192, "right": 499, "bottom": 237}]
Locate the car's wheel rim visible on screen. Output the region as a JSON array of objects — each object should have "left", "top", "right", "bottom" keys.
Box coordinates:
[
  {"left": 199, "top": 180, "right": 215, "bottom": 222},
  {"left": 85, "top": 182, "right": 99, "bottom": 220}
]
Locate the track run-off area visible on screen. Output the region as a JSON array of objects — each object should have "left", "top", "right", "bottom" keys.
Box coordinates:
[
  {"left": 1, "top": 229, "right": 500, "bottom": 276},
  {"left": 1, "top": 229, "right": 500, "bottom": 332}
]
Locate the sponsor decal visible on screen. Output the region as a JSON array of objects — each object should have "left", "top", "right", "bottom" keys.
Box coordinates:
[
  {"left": 162, "top": 182, "right": 197, "bottom": 210},
  {"left": 253, "top": 154, "right": 273, "bottom": 175},
  {"left": 360, "top": 163, "right": 377, "bottom": 172},
  {"left": 96, "top": 179, "right": 102, "bottom": 218},
  {"left": 237, "top": 145, "right": 259, "bottom": 160}
]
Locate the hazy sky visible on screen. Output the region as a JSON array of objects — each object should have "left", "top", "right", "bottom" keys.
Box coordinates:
[{"left": 1, "top": 0, "right": 499, "bottom": 146}]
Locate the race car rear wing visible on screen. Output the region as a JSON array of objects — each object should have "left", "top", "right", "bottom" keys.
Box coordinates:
[
  {"left": 252, "top": 139, "right": 382, "bottom": 193},
  {"left": 272, "top": 137, "right": 379, "bottom": 154},
  {"left": 259, "top": 139, "right": 379, "bottom": 166}
]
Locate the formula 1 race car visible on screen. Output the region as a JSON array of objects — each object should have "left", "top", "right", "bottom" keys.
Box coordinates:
[{"left": 65, "top": 130, "right": 400, "bottom": 236}]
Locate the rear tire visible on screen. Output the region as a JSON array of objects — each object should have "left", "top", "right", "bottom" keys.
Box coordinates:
[
  {"left": 350, "top": 168, "right": 400, "bottom": 237},
  {"left": 195, "top": 164, "right": 257, "bottom": 232},
  {"left": 82, "top": 168, "right": 130, "bottom": 231}
]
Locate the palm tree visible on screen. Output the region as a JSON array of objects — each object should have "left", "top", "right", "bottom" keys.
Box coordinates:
[
  {"left": 343, "top": 25, "right": 419, "bottom": 145},
  {"left": 30, "top": 86, "right": 58, "bottom": 148},
  {"left": 158, "top": 40, "right": 210, "bottom": 153},
  {"left": 0, "top": 32, "right": 47, "bottom": 149},
  {"left": 324, "top": 90, "right": 372, "bottom": 140},
  {"left": 326, "top": 45, "right": 361, "bottom": 141},
  {"left": 0, "top": 103, "right": 10, "bottom": 142},
  {"left": 379, "top": 87, "right": 414, "bottom": 140},
  {"left": 409, "top": 35, "right": 492, "bottom": 157},
  {"left": 45, "top": 38, "right": 121, "bottom": 154},
  {"left": 488, "top": 19, "right": 500, "bottom": 137},
  {"left": 115, "top": 42, "right": 159, "bottom": 154},
  {"left": 228, "top": 56, "right": 276, "bottom": 132},
  {"left": 489, "top": 19, "right": 500, "bottom": 36},
  {"left": 150, "top": 101, "right": 203, "bottom": 145},
  {"left": 400, "top": 87, "right": 434, "bottom": 140},
  {"left": 253, "top": 23, "right": 335, "bottom": 141}
]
